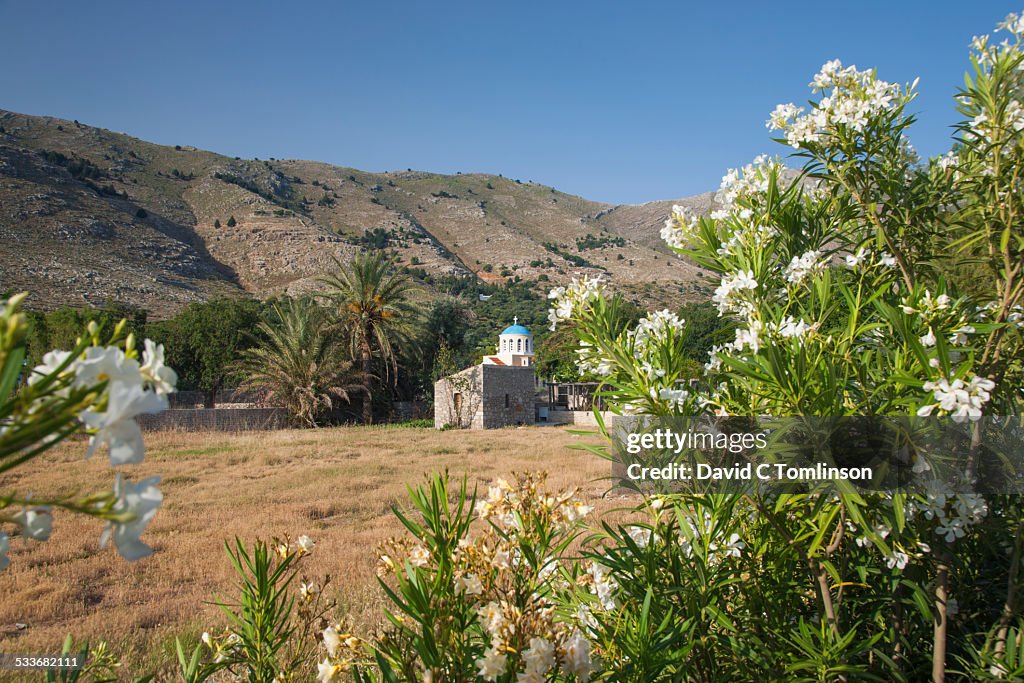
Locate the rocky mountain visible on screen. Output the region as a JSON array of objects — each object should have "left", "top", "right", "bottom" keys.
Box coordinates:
[{"left": 0, "top": 109, "right": 720, "bottom": 317}]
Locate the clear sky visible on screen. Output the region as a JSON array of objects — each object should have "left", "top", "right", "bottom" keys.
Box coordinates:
[{"left": 0, "top": 1, "right": 1016, "bottom": 204}]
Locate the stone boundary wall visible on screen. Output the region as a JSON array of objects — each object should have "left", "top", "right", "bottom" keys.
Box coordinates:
[
  {"left": 168, "top": 390, "right": 262, "bottom": 409},
  {"left": 542, "top": 409, "right": 615, "bottom": 427},
  {"left": 138, "top": 408, "right": 287, "bottom": 432}
]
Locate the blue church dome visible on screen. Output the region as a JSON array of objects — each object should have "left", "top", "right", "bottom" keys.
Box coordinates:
[{"left": 500, "top": 317, "right": 531, "bottom": 336}]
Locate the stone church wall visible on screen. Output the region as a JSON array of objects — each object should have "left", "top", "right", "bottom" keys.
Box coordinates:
[
  {"left": 434, "top": 365, "right": 483, "bottom": 429},
  {"left": 433, "top": 365, "right": 536, "bottom": 429},
  {"left": 479, "top": 365, "right": 536, "bottom": 428}
]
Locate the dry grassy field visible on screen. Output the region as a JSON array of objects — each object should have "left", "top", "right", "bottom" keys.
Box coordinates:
[{"left": 0, "top": 424, "right": 624, "bottom": 677}]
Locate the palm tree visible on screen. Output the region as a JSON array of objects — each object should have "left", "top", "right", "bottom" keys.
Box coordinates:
[
  {"left": 319, "top": 252, "right": 416, "bottom": 423},
  {"left": 236, "top": 298, "right": 361, "bottom": 428}
]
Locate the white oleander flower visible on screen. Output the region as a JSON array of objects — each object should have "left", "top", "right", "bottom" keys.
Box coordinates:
[
  {"left": 29, "top": 350, "right": 74, "bottom": 392},
  {"left": 491, "top": 547, "right": 511, "bottom": 568},
  {"left": 878, "top": 252, "right": 897, "bottom": 268},
  {"left": 456, "top": 573, "right": 484, "bottom": 595},
  {"left": 140, "top": 339, "right": 178, "bottom": 395},
  {"left": 661, "top": 205, "right": 699, "bottom": 249},
  {"left": 478, "top": 601, "right": 506, "bottom": 635},
  {"left": 81, "top": 382, "right": 168, "bottom": 465},
  {"left": 74, "top": 346, "right": 143, "bottom": 388},
  {"left": 732, "top": 322, "right": 764, "bottom": 353},
  {"left": 659, "top": 387, "right": 690, "bottom": 412},
  {"left": 323, "top": 625, "right": 341, "bottom": 658},
  {"left": 546, "top": 276, "right": 605, "bottom": 330},
  {"left": 634, "top": 310, "right": 686, "bottom": 345},
  {"left": 917, "top": 375, "right": 995, "bottom": 422},
  {"left": 576, "top": 603, "right": 598, "bottom": 633},
  {"left": 296, "top": 535, "right": 315, "bottom": 555},
  {"left": 521, "top": 637, "right": 555, "bottom": 679},
  {"left": 950, "top": 326, "right": 975, "bottom": 346},
  {"left": 561, "top": 500, "right": 593, "bottom": 522},
  {"left": 705, "top": 345, "right": 725, "bottom": 372},
  {"left": 627, "top": 526, "right": 653, "bottom": 548},
  {"left": 100, "top": 474, "right": 163, "bottom": 561},
  {"left": 776, "top": 316, "right": 814, "bottom": 340},
  {"left": 317, "top": 658, "right": 343, "bottom": 683},
  {"left": 561, "top": 631, "right": 593, "bottom": 682},
  {"left": 715, "top": 155, "right": 779, "bottom": 205},
  {"left": 772, "top": 59, "right": 907, "bottom": 148},
  {"left": 767, "top": 102, "right": 804, "bottom": 130},
  {"left": 409, "top": 544, "right": 430, "bottom": 567},
  {"left": 855, "top": 523, "right": 891, "bottom": 549},
  {"left": 588, "top": 562, "right": 619, "bottom": 610},
  {"left": 901, "top": 290, "right": 950, "bottom": 317},
  {"left": 845, "top": 247, "right": 871, "bottom": 268},
  {"left": 13, "top": 507, "right": 52, "bottom": 542},
  {"left": 712, "top": 533, "right": 745, "bottom": 560},
  {"left": 784, "top": 250, "right": 827, "bottom": 285},
  {"left": 936, "top": 152, "right": 958, "bottom": 171},
  {"left": 476, "top": 645, "right": 507, "bottom": 681},
  {"left": 936, "top": 518, "right": 968, "bottom": 543},
  {"left": 713, "top": 270, "right": 758, "bottom": 315},
  {"left": 886, "top": 551, "right": 910, "bottom": 570},
  {"left": 1000, "top": 11, "right": 1024, "bottom": 35}
]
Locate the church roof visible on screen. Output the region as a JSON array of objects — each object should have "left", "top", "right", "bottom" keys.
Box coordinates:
[{"left": 500, "top": 324, "right": 531, "bottom": 336}]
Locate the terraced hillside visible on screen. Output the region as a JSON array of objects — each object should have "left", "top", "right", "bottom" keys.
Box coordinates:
[{"left": 0, "top": 109, "right": 718, "bottom": 317}]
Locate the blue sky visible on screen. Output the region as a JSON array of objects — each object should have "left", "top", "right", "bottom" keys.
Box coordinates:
[{"left": 0, "top": 1, "right": 1016, "bottom": 204}]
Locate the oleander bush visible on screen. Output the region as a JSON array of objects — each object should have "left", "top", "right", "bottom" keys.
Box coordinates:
[{"left": 0, "top": 293, "right": 176, "bottom": 571}]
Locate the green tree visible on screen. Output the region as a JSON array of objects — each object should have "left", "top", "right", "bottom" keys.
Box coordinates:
[
  {"left": 146, "top": 297, "right": 263, "bottom": 407},
  {"left": 25, "top": 303, "right": 147, "bottom": 368},
  {"left": 236, "top": 298, "right": 360, "bottom": 427},
  {"left": 319, "top": 253, "right": 416, "bottom": 423},
  {"left": 227, "top": 216, "right": 237, "bottom": 227},
  {"left": 214, "top": 218, "right": 221, "bottom": 228}
]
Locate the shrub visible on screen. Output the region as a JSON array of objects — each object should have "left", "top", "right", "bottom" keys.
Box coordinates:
[
  {"left": 351, "top": 473, "right": 594, "bottom": 682},
  {"left": 189, "top": 535, "right": 341, "bottom": 681},
  {"left": 543, "top": 15, "right": 1024, "bottom": 679}
]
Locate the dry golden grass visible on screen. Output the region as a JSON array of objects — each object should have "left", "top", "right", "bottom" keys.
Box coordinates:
[{"left": 0, "top": 424, "right": 628, "bottom": 677}]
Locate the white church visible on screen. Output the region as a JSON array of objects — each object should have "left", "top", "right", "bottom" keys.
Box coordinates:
[
  {"left": 434, "top": 319, "right": 539, "bottom": 429},
  {"left": 482, "top": 317, "right": 534, "bottom": 367}
]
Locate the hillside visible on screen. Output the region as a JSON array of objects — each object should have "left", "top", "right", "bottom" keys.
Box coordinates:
[{"left": 0, "top": 109, "right": 719, "bottom": 317}]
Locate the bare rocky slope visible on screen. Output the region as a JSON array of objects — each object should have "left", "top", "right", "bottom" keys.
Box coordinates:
[{"left": 0, "top": 109, "right": 720, "bottom": 317}]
